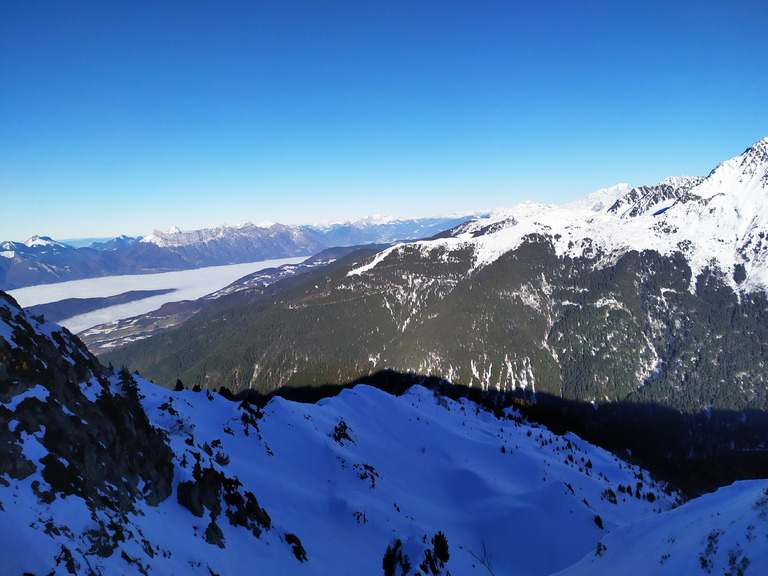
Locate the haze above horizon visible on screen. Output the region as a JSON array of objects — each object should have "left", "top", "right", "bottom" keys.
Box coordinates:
[{"left": 2, "top": 1, "right": 767, "bottom": 242}]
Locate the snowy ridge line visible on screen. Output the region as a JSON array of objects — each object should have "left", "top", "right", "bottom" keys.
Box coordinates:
[
  {"left": 347, "top": 137, "right": 768, "bottom": 291},
  {"left": 347, "top": 243, "right": 404, "bottom": 276}
]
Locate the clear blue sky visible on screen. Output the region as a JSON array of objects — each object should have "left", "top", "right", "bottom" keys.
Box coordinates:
[{"left": 2, "top": 0, "right": 766, "bottom": 242}]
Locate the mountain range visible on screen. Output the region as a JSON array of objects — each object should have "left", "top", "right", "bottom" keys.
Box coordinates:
[
  {"left": 3, "top": 137, "right": 768, "bottom": 574},
  {"left": 0, "top": 215, "right": 482, "bottom": 290},
  {"left": 102, "top": 137, "right": 768, "bottom": 416},
  {"left": 3, "top": 289, "right": 767, "bottom": 575}
]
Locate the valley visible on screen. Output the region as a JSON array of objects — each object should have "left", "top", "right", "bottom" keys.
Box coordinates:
[
  {"left": 8, "top": 257, "right": 307, "bottom": 333},
  {"left": 2, "top": 137, "right": 768, "bottom": 575},
  {"left": 103, "top": 138, "right": 768, "bottom": 415}
]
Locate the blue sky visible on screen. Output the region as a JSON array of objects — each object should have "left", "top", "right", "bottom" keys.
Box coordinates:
[{"left": 2, "top": 0, "right": 767, "bottom": 241}]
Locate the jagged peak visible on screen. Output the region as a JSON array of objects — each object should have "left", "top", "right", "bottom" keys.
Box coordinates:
[
  {"left": 605, "top": 173, "right": 705, "bottom": 219},
  {"left": 659, "top": 175, "right": 704, "bottom": 189},
  {"left": 744, "top": 135, "right": 768, "bottom": 155}
]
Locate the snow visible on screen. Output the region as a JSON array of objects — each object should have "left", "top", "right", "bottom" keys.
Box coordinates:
[
  {"left": 23, "top": 235, "right": 63, "bottom": 248},
  {"left": 1, "top": 361, "right": 686, "bottom": 575},
  {"left": 2, "top": 355, "right": 765, "bottom": 575},
  {"left": 349, "top": 138, "right": 768, "bottom": 291},
  {"left": 79, "top": 377, "right": 103, "bottom": 402},
  {"left": 132, "top": 381, "right": 679, "bottom": 575},
  {"left": 19, "top": 428, "right": 49, "bottom": 464},
  {"left": 7, "top": 257, "right": 307, "bottom": 333},
  {"left": 349, "top": 214, "right": 400, "bottom": 226},
  {"left": 3, "top": 384, "right": 50, "bottom": 411},
  {"left": 347, "top": 243, "right": 404, "bottom": 276},
  {"left": 555, "top": 480, "right": 768, "bottom": 576}
]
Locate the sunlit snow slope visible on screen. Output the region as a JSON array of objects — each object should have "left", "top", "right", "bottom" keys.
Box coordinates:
[
  {"left": 0, "top": 290, "right": 702, "bottom": 576},
  {"left": 351, "top": 137, "right": 768, "bottom": 292}
]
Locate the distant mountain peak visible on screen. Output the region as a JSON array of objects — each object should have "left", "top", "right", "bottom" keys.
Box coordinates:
[
  {"left": 23, "top": 235, "right": 64, "bottom": 248},
  {"left": 564, "top": 183, "right": 632, "bottom": 212}
]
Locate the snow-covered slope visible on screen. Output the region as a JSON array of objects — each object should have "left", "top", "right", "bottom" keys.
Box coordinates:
[
  {"left": 351, "top": 137, "right": 768, "bottom": 291},
  {"left": 0, "top": 289, "right": 689, "bottom": 576},
  {"left": 3, "top": 290, "right": 767, "bottom": 575},
  {"left": 556, "top": 480, "right": 768, "bottom": 576}
]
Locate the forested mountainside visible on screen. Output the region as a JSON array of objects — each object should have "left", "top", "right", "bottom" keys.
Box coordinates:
[
  {"left": 104, "top": 237, "right": 768, "bottom": 414},
  {"left": 0, "top": 215, "right": 478, "bottom": 290},
  {"left": 68, "top": 245, "right": 381, "bottom": 355},
  {"left": 103, "top": 137, "right": 768, "bottom": 415},
  {"left": 13, "top": 290, "right": 765, "bottom": 576}
]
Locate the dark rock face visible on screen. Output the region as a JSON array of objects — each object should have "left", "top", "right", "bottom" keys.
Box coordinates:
[
  {"left": 1, "top": 291, "right": 298, "bottom": 573},
  {"left": 177, "top": 458, "right": 272, "bottom": 545},
  {"left": 0, "top": 291, "right": 175, "bottom": 513}
]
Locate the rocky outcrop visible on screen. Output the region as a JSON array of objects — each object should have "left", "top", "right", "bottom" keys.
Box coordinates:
[{"left": 1, "top": 291, "right": 174, "bottom": 512}]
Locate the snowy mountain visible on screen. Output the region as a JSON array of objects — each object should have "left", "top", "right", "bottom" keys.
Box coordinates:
[
  {"left": 104, "top": 137, "right": 768, "bottom": 421},
  {"left": 0, "top": 215, "right": 481, "bottom": 290},
  {"left": 562, "top": 183, "right": 632, "bottom": 212},
  {"left": 0, "top": 236, "right": 78, "bottom": 262},
  {"left": 417, "top": 136, "right": 768, "bottom": 291},
  {"left": 7, "top": 289, "right": 767, "bottom": 575}
]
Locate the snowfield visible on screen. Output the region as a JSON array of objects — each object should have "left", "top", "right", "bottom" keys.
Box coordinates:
[{"left": 5, "top": 370, "right": 767, "bottom": 575}]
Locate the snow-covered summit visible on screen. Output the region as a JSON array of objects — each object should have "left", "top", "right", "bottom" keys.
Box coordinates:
[
  {"left": 351, "top": 137, "right": 768, "bottom": 291},
  {"left": 689, "top": 135, "right": 768, "bottom": 200},
  {"left": 563, "top": 183, "right": 632, "bottom": 213},
  {"left": 23, "top": 235, "right": 66, "bottom": 249}
]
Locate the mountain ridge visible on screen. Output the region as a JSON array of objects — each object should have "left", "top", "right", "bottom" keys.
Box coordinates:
[
  {"left": 102, "top": 137, "right": 768, "bottom": 420},
  {"left": 366, "top": 135, "right": 768, "bottom": 292},
  {"left": 0, "top": 214, "right": 484, "bottom": 290},
  {"left": 4, "top": 289, "right": 720, "bottom": 575}
]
